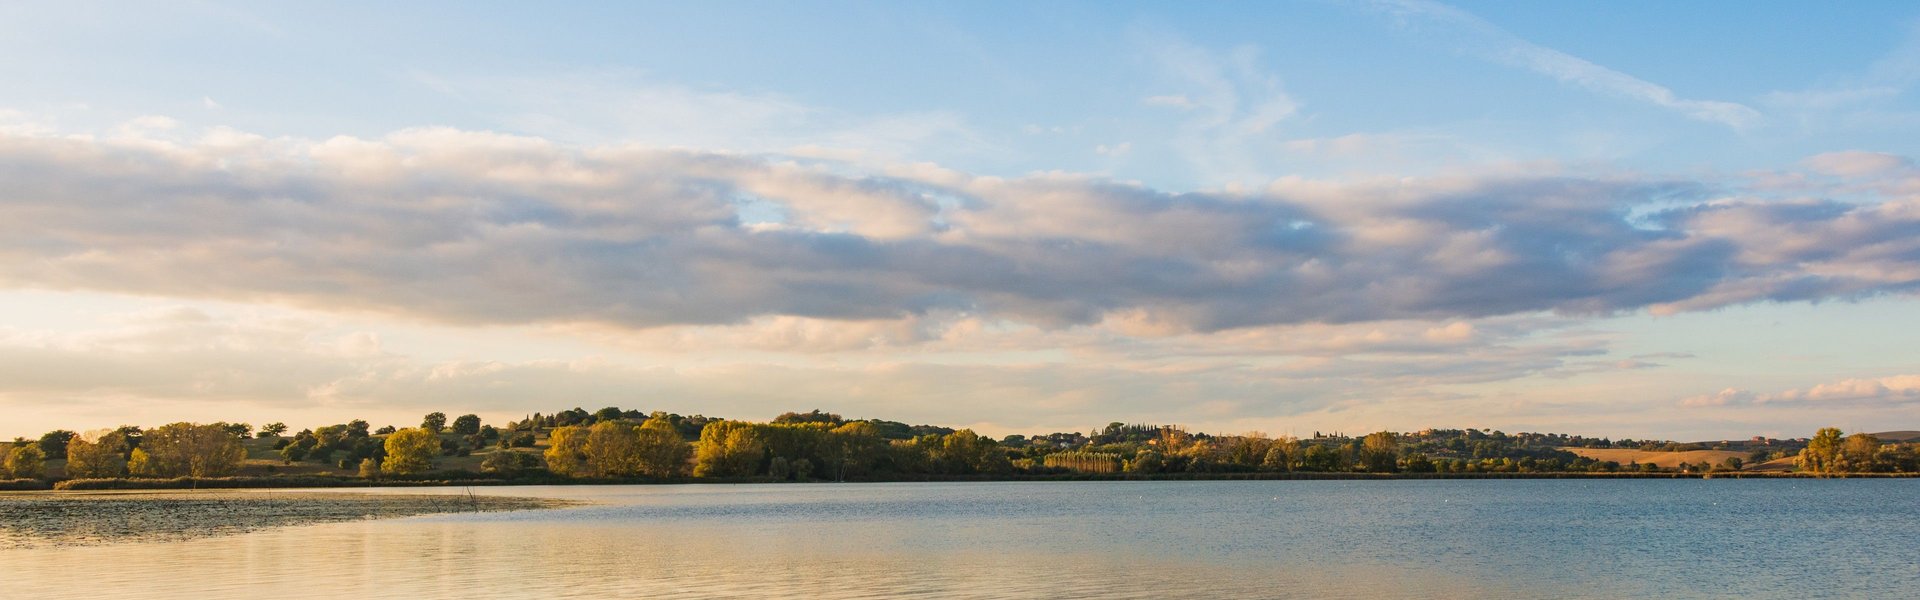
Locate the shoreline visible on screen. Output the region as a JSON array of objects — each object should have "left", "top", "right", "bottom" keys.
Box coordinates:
[
  {"left": 0, "top": 489, "right": 578, "bottom": 548},
  {"left": 5, "top": 470, "right": 1914, "bottom": 492}
]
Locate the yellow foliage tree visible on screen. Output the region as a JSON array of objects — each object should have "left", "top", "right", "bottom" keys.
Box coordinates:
[
  {"left": 1362, "top": 431, "right": 1400, "bottom": 473},
  {"left": 634, "top": 413, "right": 691, "bottom": 477},
  {"left": 381, "top": 428, "right": 439, "bottom": 475},
  {"left": 544, "top": 425, "right": 590, "bottom": 477},
  {"left": 65, "top": 434, "right": 129, "bottom": 478},
  {"left": 585, "top": 421, "right": 643, "bottom": 477},
  {"left": 693, "top": 420, "right": 764, "bottom": 477}
]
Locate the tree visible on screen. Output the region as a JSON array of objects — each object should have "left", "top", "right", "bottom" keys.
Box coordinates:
[
  {"left": 932, "top": 430, "right": 1011, "bottom": 475},
  {"left": 544, "top": 426, "right": 590, "bottom": 477},
  {"left": 694, "top": 421, "right": 765, "bottom": 477},
  {"left": 1126, "top": 450, "right": 1165, "bottom": 473},
  {"left": 1362, "top": 432, "right": 1399, "bottom": 473},
  {"left": 219, "top": 422, "right": 253, "bottom": 439},
  {"left": 500, "top": 431, "right": 536, "bottom": 448},
  {"left": 358, "top": 458, "right": 382, "bottom": 479},
  {"left": 452, "top": 414, "right": 482, "bottom": 436},
  {"left": 774, "top": 409, "right": 844, "bottom": 426},
  {"left": 482, "top": 450, "right": 543, "bottom": 476},
  {"left": 420, "top": 412, "right": 448, "bottom": 433},
  {"left": 1262, "top": 437, "right": 1300, "bottom": 472},
  {"left": 1799, "top": 427, "right": 1844, "bottom": 474},
  {"left": 381, "top": 428, "right": 439, "bottom": 475},
  {"left": 584, "top": 421, "right": 643, "bottom": 477},
  {"left": 830, "top": 421, "right": 885, "bottom": 478},
  {"left": 260, "top": 422, "right": 288, "bottom": 437},
  {"left": 5, "top": 444, "right": 46, "bottom": 479},
  {"left": 1840, "top": 433, "right": 1882, "bottom": 472},
  {"left": 37, "top": 430, "right": 77, "bottom": 460},
  {"left": 1404, "top": 453, "right": 1436, "bottom": 473},
  {"left": 65, "top": 434, "right": 129, "bottom": 478},
  {"left": 635, "top": 413, "right": 692, "bottom": 477},
  {"left": 1301, "top": 445, "right": 1341, "bottom": 471},
  {"left": 134, "top": 422, "right": 247, "bottom": 477}
]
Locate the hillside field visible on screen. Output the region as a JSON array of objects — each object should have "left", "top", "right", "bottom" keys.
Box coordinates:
[{"left": 1562, "top": 448, "right": 1752, "bottom": 469}]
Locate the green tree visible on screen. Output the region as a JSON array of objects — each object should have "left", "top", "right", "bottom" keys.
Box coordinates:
[
  {"left": 420, "top": 412, "right": 448, "bottom": 433},
  {"left": 482, "top": 450, "right": 543, "bottom": 476},
  {"left": 358, "top": 458, "right": 382, "bottom": 479},
  {"left": 1301, "top": 445, "right": 1340, "bottom": 471},
  {"left": 260, "top": 422, "right": 288, "bottom": 437},
  {"left": 1404, "top": 453, "right": 1436, "bottom": 473},
  {"left": 452, "top": 414, "right": 482, "bottom": 436},
  {"left": 1126, "top": 450, "right": 1165, "bottom": 473},
  {"left": 37, "top": 430, "right": 76, "bottom": 460},
  {"left": 5, "top": 444, "right": 46, "bottom": 479},
  {"left": 381, "top": 428, "right": 439, "bottom": 475},
  {"left": 1262, "top": 437, "right": 1299, "bottom": 472}
]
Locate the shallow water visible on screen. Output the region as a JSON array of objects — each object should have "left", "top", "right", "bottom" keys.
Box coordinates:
[{"left": 2, "top": 480, "right": 1915, "bottom": 599}]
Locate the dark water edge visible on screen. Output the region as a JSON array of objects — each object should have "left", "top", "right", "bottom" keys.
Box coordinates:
[{"left": 11, "top": 469, "right": 1914, "bottom": 492}]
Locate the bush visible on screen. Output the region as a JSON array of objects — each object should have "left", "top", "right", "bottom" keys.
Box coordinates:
[
  {"left": 0, "top": 478, "right": 52, "bottom": 491},
  {"left": 480, "top": 451, "right": 544, "bottom": 476}
]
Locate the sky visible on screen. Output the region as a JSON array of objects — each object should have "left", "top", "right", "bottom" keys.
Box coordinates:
[{"left": 3, "top": 1, "right": 1920, "bottom": 441}]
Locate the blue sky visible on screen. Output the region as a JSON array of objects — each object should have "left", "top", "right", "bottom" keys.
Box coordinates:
[{"left": 3, "top": 1, "right": 1919, "bottom": 439}]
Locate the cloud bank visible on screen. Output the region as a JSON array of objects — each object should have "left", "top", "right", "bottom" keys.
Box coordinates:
[{"left": 3, "top": 124, "right": 1920, "bottom": 335}]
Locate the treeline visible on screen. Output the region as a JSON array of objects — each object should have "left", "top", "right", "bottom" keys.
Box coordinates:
[
  {"left": 1796, "top": 428, "right": 1920, "bottom": 474},
  {"left": 6, "top": 410, "right": 1920, "bottom": 484},
  {"left": 536, "top": 413, "right": 1008, "bottom": 481}
]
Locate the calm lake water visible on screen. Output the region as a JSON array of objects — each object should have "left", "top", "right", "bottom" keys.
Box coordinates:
[{"left": 4, "top": 479, "right": 1916, "bottom": 599}]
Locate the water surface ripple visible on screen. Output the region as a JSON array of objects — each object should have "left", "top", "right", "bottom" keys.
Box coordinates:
[{"left": 2, "top": 480, "right": 1914, "bottom": 599}]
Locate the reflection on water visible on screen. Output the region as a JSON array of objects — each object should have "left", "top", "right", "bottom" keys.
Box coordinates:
[{"left": 3, "top": 480, "right": 1915, "bottom": 599}]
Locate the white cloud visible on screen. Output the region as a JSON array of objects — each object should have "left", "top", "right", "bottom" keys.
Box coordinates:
[
  {"left": 1140, "top": 35, "right": 1303, "bottom": 182},
  {"left": 3, "top": 120, "right": 1920, "bottom": 337},
  {"left": 1682, "top": 375, "right": 1920, "bottom": 408}
]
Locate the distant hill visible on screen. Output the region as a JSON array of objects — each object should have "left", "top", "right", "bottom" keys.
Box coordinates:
[
  {"left": 1871, "top": 431, "right": 1920, "bottom": 441},
  {"left": 1563, "top": 448, "right": 1750, "bottom": 469}
]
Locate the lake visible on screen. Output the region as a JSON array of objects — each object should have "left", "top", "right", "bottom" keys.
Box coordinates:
[{"left": 3, "top": 479, "right": 1915, "bottom": 598}]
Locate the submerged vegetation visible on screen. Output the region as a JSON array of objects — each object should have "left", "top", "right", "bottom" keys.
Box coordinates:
[{"left": 3, "top": 409, "right": 1917, "bottom": 488}]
